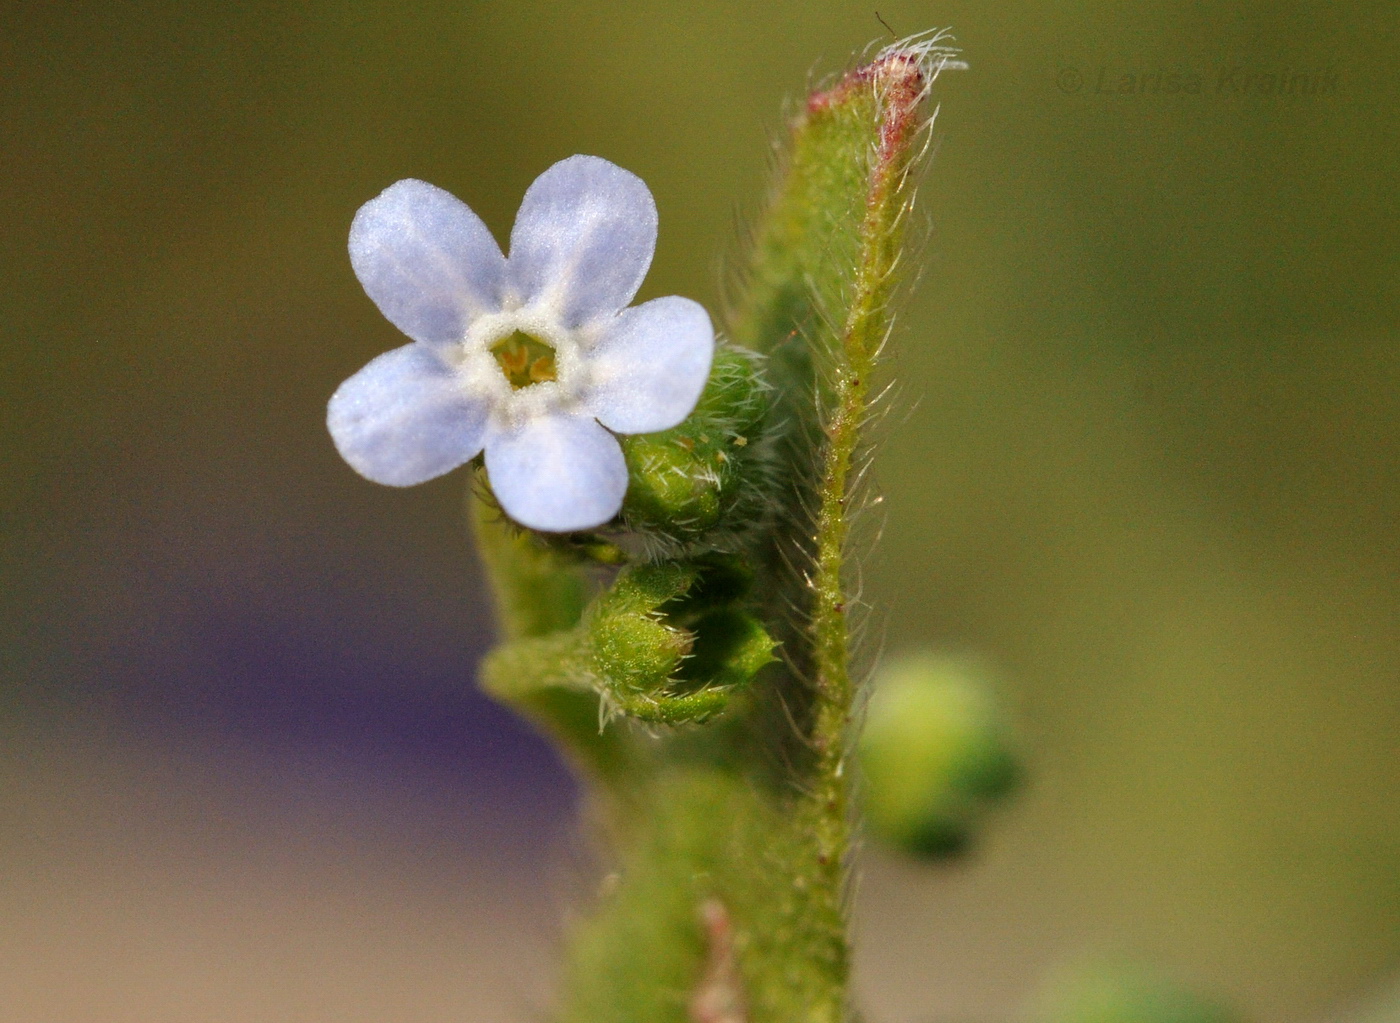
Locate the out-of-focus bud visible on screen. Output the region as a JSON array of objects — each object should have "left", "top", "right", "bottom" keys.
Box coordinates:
[
  {"left": 1031, "top": 965, "right": 1244, "bottom": 1023},
  {"left": 857, "top": 651, "right": 1021, "bottom": 858}
]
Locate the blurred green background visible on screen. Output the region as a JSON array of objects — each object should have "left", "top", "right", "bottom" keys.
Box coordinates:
[{"left": 1, "top": 3, "right": 1396, "bottom": 1021}]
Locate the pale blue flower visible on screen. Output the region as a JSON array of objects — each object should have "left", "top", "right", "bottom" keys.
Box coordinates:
[{"left": 328, "top": 155, "right": 715, "bottom": 532}]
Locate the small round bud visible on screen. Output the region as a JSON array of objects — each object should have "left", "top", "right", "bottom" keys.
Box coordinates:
[
  {"left": 620, "top": 346, "right": 774, "bottom": 551},
  {"left": 582, "top": 560, "right": 775, "bottom": 725},
  {"left": 858, "top": 652, "right": 1021, "bottom": 859},
  {"left": 621, "top": 432, "right": 727, "bottom": 534},
  {"left": 586, "top": 562, "right": 695, "bottom": 697},
  {"left": 589, "top": 612, "right": 692, "bottom": 695},
  {"left": 679, "top": 608, "right": 777, "bottom": 691}
]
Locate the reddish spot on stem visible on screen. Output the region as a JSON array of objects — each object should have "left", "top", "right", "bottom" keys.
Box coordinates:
[{"left": 689, "top": 899, "right": 747, "bottom": 1023}]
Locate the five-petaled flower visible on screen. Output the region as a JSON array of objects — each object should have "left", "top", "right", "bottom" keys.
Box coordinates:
[{"left": 328, "top": 155, "right": 715, "bottom": 532}]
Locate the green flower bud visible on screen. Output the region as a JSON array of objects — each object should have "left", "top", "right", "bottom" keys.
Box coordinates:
[
  {"left": 620, "top": 346, "right": 775, "bottom": 553},
  {"left": 584, "top": 559, "right": 776, "bottom": 725},
  {"left": 589, "top": 610, "right": 693, "bottom": 695},
  {"left": 680, "top": 608, "right": 777, "bottom": 692},
  {"left": 1032, "top": 966, "right": 1243, "bottom": 1023},
  {"left": 858, "top": 652, "right": 1021, "bottom": 858}
]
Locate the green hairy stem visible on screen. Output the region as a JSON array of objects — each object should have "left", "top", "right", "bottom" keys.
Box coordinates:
[{"left": 473, "top": 34, "right": 960, "bottom": 1023}]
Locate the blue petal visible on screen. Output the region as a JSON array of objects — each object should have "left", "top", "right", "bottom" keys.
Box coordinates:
[
  {"left": 328, "top": 344, "right": 487, "bottom": 486},
  {"left": 584, "top": 296, "right": 714, "bottom": 435},
  {"left": 484, "top": 413, "right": 628, "bottom": 531},
  {"left": 507, "top": 155, "right": 657, "bottom": 330},
  {"left": 349, "top": 179, "right": 506, "bottom": 346}
]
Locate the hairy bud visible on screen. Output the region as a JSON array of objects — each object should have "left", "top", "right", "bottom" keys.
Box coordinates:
[
  {"left": 585, "top": 559, "right": 777, "bottom": 724},
  {"left": 620, "top": 346, "right": 774, "bottom": 555}
]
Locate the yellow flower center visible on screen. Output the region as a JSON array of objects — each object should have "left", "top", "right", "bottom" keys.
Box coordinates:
[{"left": 490, "top": 331, "right": 558, "bottom": 390}]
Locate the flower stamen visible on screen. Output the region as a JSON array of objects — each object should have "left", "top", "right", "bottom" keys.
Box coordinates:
[{"left": 491, "top": 331, "right": 559, "bottom": 389}]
